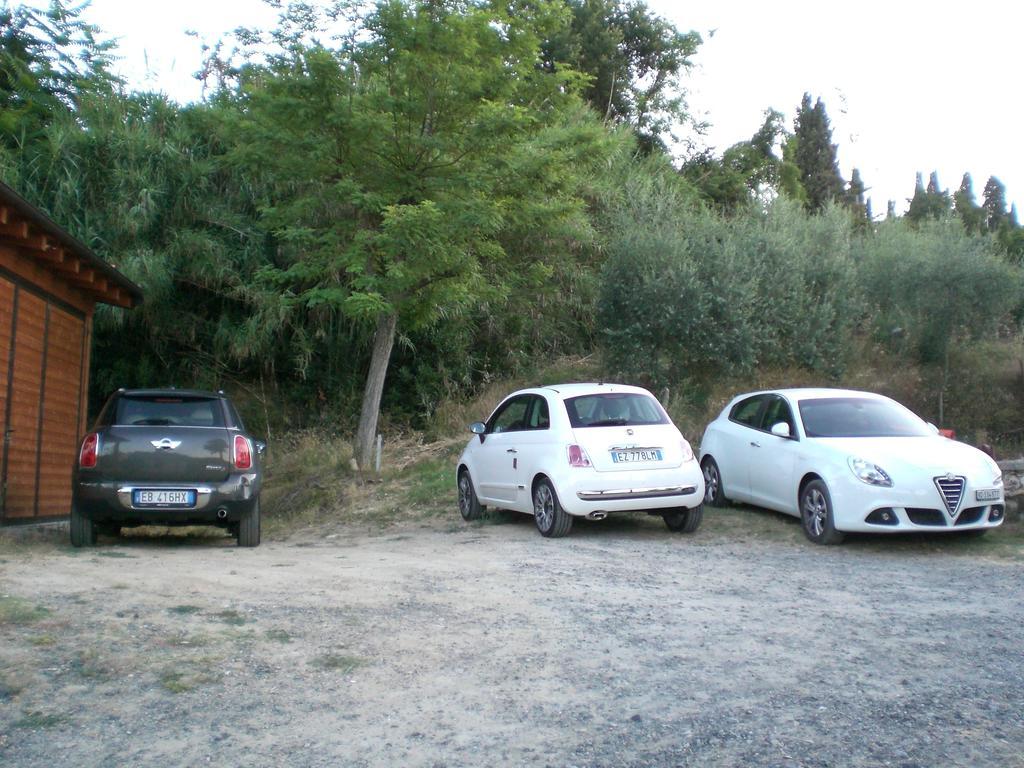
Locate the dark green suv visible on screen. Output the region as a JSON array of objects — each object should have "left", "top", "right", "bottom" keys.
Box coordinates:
[{"left": 71, "top": 389, "right": 264, "bottom": 547}]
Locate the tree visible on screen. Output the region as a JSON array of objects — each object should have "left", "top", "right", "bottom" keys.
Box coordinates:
[
  {"left": 845, "top": 167, "right": 869, "bottom": 227},
  {"left": 953, "top": 172, "right": 986, "bottom": 234},
  {"left": 983, "top": 175, "right": 1008, "bottom": 232},
  {"left": 681, "top": 110, "right": 787, "bottom": 213},
  {"left": 541, "top": 0, "right": 701, "bottom": 153},
  {"left": 227, "top": 0, "right": 613, "bottom": 469},
  {"left": 792, "top": 93, "right": 844, "bottom": 212},
  {"left": 0, "top": 0, "right": 118, "bottom": 143},
  {"left": 906, "top": 171, "right": 950, "bottom": 224}
]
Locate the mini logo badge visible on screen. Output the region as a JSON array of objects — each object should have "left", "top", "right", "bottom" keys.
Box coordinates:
[{"left": 151, "top": 438, "right": 181, "bottom": 450}]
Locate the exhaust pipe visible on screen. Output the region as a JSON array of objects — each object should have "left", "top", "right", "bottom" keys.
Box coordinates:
[
  {"left": 587, "top": 511, "right": 608, "bottom": 521},
  {"left": 216, "top": 507, "right": 228, "bottom": 520}
]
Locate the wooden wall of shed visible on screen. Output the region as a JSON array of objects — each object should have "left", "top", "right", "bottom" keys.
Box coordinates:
[{"left": 1, "top": 243, "right": 93, "bottom": 522}]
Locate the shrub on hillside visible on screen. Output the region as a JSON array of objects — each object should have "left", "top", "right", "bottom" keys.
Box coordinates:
[{"left": 599, "top": 199, "right": 860, "bottom": 385}]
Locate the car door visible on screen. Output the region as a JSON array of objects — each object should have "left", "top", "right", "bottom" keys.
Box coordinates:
[
  {"left": 715, "top": 394, "right": 768, "bottom": 502},
  {"left": 474, "top": 395, "right": 532, "bottom": 507},
  {"left": 746, "top": 394, "right": 801, "bottom": 514}
]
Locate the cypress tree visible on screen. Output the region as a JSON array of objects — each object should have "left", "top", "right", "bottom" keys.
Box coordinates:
[
  {"left": 953, "top": 172, "right": 986, "bottom": 234},
  {"left": 792, "top": 93, "right": 845, "bottom": 212},
  {"left": 983, "top": 176, "right": 1008, "bottom": 232}
]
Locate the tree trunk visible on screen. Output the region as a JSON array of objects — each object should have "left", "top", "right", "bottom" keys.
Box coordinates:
[{"left": 355, "top": 312, "right": 398, "bottom": 471}]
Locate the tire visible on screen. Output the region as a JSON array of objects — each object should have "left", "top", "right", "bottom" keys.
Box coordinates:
[
  {"left": 701, "top": 457, "right": 728, "bottom": 508},
  {"left": 663, "top": 504, "right": 703, "bottom": 533},
  {"left": 237, "top": 496, "right": 261, "bottom": 548},
  {"left": 457, "top": 469, "right": 483, "bottom": 521},
  {"left": 800, "top": 479, "right": 845, "bottom": 545},
  {"left": 532, "top": 478, "right": 573, "bottom": 538},
  {"left": 69, "top": 502, "right": 96, "bottom": 548}
]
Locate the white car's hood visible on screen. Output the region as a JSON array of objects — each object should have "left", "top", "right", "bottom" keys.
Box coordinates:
[{"left": 814, "top": 436, "right": 998, "bottom": 481}]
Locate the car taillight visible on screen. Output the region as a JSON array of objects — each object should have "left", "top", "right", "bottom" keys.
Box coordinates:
[
  {"left": 79, "top": 433, "right": 99, "bottom": 468},
  {"left": 234, "top": 435, "right": 252, "bottom": 470},
  {"left": 567, "top": 444, "right": 592, "bottom": 468},
  {"left": 680, "top": 440, "right": 695, "bottom": 462}
]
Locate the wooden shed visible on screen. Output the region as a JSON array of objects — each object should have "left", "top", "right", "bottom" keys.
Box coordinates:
[{"left": 0, "top": 181, "right": 142, "bottom": 525}]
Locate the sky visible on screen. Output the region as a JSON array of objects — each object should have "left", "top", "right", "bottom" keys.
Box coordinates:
[{"left": 23, "top": 0, "right": 1023, "bottom": 215}]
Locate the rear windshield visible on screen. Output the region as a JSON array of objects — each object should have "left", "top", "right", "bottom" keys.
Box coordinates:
[
  {"left": 565, "top": 393, "right": 669, "bottom": 428},
  {"left": 114, "top": 396, "right": 225, "bottom": 427}
]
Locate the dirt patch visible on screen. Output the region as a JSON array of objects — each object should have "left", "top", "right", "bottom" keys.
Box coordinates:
[{"left": 1, "top": 510, "right": 1022, "bottom": 766}]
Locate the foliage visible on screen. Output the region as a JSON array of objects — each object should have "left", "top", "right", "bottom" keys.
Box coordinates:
[
  {"left": 856, "top": 218, "right": 1021, "bottom": 365},
  {"left": 906, "top": 171, "right": 951, "bottom": 224},
  {"left": 792, "top": 93, "right": 845, "bottom": 212},
  {"left": 599, "top": 192, "right": 860, "bottom": 387},
  {"left": 0, "top": 0, "right": 118, "bottom": 143},
  {"left": 541, "top": 0, "right": 701, "bottom": 153}
]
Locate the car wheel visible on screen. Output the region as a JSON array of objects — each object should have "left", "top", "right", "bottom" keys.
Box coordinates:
[
  {"left": 533, "top": 478, "right": 573, "bottom": 538},
  {"left": 457, "top": 470, "right": 483, "bottom": 521},
  {"left": 800, "top": 480, "right": 845, "bottom": 545},
  {"left": 237, "top": 497, "right": 261, "bottom": 548},
  {"left": 663, "top": 504, "right": 703, "bottom": 533},
  {"left": 702, "top": 457, "right": 728, "bottom": 508},
  {"left": 69, "top": 502, "right": 96, "bottom": 548}
]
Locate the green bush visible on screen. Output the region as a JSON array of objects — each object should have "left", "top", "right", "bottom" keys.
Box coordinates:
[{"left": 599, "top": 198, "right": 860, "bottom": 386}]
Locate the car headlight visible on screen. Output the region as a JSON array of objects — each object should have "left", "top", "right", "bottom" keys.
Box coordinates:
[
  {"left": 848, "top": 457, "right": 893, "bottom": 487},
  {"left": 993, "top": 473, "right": 1004, "bottom": 488}
]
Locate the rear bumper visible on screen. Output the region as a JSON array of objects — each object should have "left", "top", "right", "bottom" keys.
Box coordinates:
[
  {"left": 558, "top": 463, "right": 705, "bottom": 516},
  {"left": 74, "top": 473, "right": 260, "bottom": 525}
]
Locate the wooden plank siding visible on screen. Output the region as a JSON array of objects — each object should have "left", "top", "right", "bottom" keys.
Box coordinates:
[
  {"left": 4, "top": 290, "right": 45, "bottom": 519},
  {"left": 36, "top": 306, "right": 85, "bottom": 517},
  {"left": 0, "top": 278, "right": 12, "bottom": 502}
]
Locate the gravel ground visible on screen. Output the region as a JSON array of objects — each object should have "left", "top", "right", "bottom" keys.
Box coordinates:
[{"left": 1, "top": 510, "right": 1022, "bottom": 767}]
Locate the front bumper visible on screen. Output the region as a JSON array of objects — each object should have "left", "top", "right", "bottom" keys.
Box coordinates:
[
  {"left": 74, "top": 473, "right": 260, "bottom": 526},
  {"left": 830, "top": 474, "right": 1005, "bottom": 533}
]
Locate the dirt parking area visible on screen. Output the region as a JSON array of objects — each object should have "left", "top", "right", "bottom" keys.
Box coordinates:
[{"left": 1, "top": 509, "right": 1022, "bottom": 767}]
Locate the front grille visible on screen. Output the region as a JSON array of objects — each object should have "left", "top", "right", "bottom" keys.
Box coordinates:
[
  {"left": 933, "top": 476, "right": 966, "bottom": 515},
  {"left": 906, "top": 508, "right": 947, "bottom": 526},
  {"left": 954, "top": 506, "right": 986, "bottom": 526}
]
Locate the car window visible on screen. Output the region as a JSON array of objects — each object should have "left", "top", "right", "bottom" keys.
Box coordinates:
[
  {"left": 225, "top": 399, "right": 245, "bottom": 431},
  {"left": 114, "top": 396, "right": 226, "bottom": 427},
  {"left": 729, "top": 395, "right": 765, "bottom": 427},
  {"left": 761, "top": 396, "right": 795, "bottom": 435},
  {"left": 799, "top": 397, "right": 932, "bottom": 438},
  {"left": 488, "top": 397, "right": 531, "bottom": 434},
  {"left": 564, "top": 393, "right": 668, "bottom": 428},
  {"left": 526, "top": 396, "right": 550, "bottom": 430}
]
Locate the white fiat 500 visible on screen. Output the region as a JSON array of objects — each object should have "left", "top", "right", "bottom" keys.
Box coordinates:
[
  {"left": 456, "top": 383, "right": 705, "bottom": 537},
  {"left": 699, "top": 388, "right": 1006, "bottom": 544}
]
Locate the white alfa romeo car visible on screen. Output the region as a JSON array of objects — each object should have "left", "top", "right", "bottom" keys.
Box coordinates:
[
  {"left": 699, "top": 388, "right": 1005, "bottom": 544},
  {"left": 456, "top": 383, "right": 705, "bottom": 537}
]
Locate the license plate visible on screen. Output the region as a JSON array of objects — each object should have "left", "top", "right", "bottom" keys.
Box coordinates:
[
  {"left": 610, "top": 449, "right": 663, "bottom": 463},
  {"left": 133, "top": 489, "right": 196, "bottom": 507},
  {"left": 976, "top": 488, "right": 1001, "bottom": 501}
]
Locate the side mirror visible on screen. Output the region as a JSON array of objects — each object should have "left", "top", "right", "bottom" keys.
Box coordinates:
[
  {"left": 469, "top": 422, "right": 486, "bottom": 435},
  {"left": 770, "top": 422, "right": 791, "bottom": 438},
  {"left": 254, "top": 440, "right": 267, "bottom": 456}
]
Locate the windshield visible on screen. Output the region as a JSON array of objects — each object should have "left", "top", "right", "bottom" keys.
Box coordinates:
[
  {"left": 798, "top": 397, "right": 931, "bottom": 438},
  {"left": 564, "top": 393, "right": 669, "bottom": 428}
]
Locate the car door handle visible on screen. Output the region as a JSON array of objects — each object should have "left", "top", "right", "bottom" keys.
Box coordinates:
[
  {"left": 750, "top": 441, "right": 761, "bottom": 448},
  {"left": 506, "top": 448, "right": 518, "bottom": 454}
]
